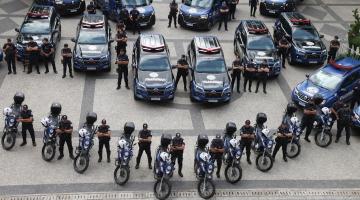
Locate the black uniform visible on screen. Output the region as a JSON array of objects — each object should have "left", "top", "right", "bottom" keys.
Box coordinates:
[
  {"left": 87, "top": 3, "right": 96, "bottom": 14},
  {"left": 218, "top": 3, "right": 229, "bottom": 31},
  {"left": 2, "top": 42, "right": 16, "bottom": 74},
  {"left": 58, "top": 119, "right": 74, "bottom": 157},
  {"left": 210, "top": 138, "right": 224, "bottom": 175},
  {"left": 272, "top": 125, "right": 289, "bottom": 160},
  {"left": 278, "top": 38, "right": 289, "bottom": 68},
  {"left": 130, "top": 9, "right": 140, "bottom": 34},
  {"left": 249, "top": 0, "right": 258, "bottom": 17},
  {"left": 175, "top": 58, "right": 188, "bottom": 91},
  {"left": 240, "top": 125, "right": 255, "bottom": 161},
  {"left": 231, "top": 59, "right": 242, "bottom": 93},
  {"left": 243, "top": 62, "right": 255, "bottom": 92},
  {"left": 300, "top": 103, "right": 317, "bottom": 140},
  {"left": 119, "top": 9, "right": 129, "bottom": 23},
  {"left": 20, "top": 109, "right": 35, "bottom": 144},
  {"left": 228, "top": 0, "right": 238, "bottom": 20},
  {"left": 255, "top": 63, "right": 269, "bottom": 93},
  {"left": 41, "top": 42, "right": 57, "bottom": 73},
  {"left": 61, "top": 47, "right": 73, "bottom": 77},
  {"left": 351, "top": 81, "right": 360, "bottom": 110},
  {"left": 116, "top": 54, "right": 129, "bottom": 88},
  {"left": 330, "top": 100, "right": 344, "bottom": 128},
  {"left": 328, "top": 39, "right": 340, "bottom": 62},
  {"left": 97, "top": 124, "right": 111, "bottom": 161},
  {"left": 116, "top": 31, "right": 127, "bottom": 55},
  {"left": 27, "top": 41, "right": 40, "bottom": 74},
  {"left": 136, "top": 130, "right": 152, "bottom": 166},
  {"left": 336, "top": 105, "right": 353, "bottom": 144},
  {"left": 168, "top": 1, "right": 178, "bottom": 27},
  {"left": 171, "top": 136, "right": 185, "bottom": 174}
]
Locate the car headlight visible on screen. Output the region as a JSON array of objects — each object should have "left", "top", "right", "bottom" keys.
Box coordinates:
[
  {"left": 295, "top": 46, "right": 306, "bottom": 54},
  {"left": 354, "top": 113, "right": 359, "bottom": 120},
  {"left": 151, "top": 10, "right": 155, "bottom": 16},
  {"left": 293, "top": 87, "right": 299, "bottom": 95},
  {"left": 322, "top": 49, "right": 327, "bottom": 54},
  {"left": 100, "top": 54, "right": 109, "bottom": 61},
  {"left": 165, "top": 83, "right": 174, "bottom": 90},
  {"left": 194, "top": 82, "right": 204, "bottom": 92},
  {"left": 55, "top": 0, "right": 63, "bottom": 4},
  {"left": 74, "top": 53, "right": 82, "bottom": 60},
  {"left": 136, "top": 82, "right": 147, "bottom": 91},
  {"left": 15, "top": 43, "right": 23, "bottom": 50},
  {"left": 223, "top": 85, "right": 231, "bottom": 93},
  {"left": 200, "top": 14, "right": 208, "bottom": 19}
]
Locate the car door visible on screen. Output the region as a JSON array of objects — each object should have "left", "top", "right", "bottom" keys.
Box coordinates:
[
  {"left": 238, "top": 27, "right": 247, "bottom": 60},
  {"left": 338, "top": 71, "right": 359, "bottom": 102}
]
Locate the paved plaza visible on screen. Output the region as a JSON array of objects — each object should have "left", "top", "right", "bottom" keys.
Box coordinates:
[{"left": 0, "top": 0, "right": 359, "bottom": 199}]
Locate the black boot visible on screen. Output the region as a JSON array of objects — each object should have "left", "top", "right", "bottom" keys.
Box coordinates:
[
  {"left": 98, "top": 151, "right": 102, "bottom": 163},
  {"left": 148, "top": 159, "right": 152, "bottom": 169}
]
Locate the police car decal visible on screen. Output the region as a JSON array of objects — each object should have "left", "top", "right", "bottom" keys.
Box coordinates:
[
  {"left": 305, "top": 41, "right": 315, "bottom": 46},
  {"left": 206, "top": 75, "right": 216, "bottom": 81},
  {"left": 88, "top": 45, "right": 97, "bottom": 51},
  {"left": 145, "top": 77, "right": 166, "bottom": 82},
  {"left": 137, "top": 7, "right": 145, "bottom": 13},
  {"left": 188, "top": 8, "right": 197, "bottom": 14},
  {"left": 306, "top": 87, "right": 319, "bottom": 95},
  {"left": 257, "top": 52, "right": 266, "bottom": 56},
  {"left": 149, "top": 72, "right": 159, "bottom": 78}
]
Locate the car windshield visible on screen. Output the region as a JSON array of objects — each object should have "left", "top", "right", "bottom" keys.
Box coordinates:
[
  {"left": 184, "top": 0, "right": 212, "bottom": 9},
  {"left": 78, "top": 30, "right": 107, "bottom": 44},
  {"left": 139, "top": 55, "right": 170, "bottom": 71},
  {"left": 293, "top": 27, "right": 319, "bottom": 41},
  {"left": 309, "top": 69, "right": 342, "bottom": 90},
  {"left": 122, "top": 0, "right": 150, "bottom": 6},
  {"left": 247, "top": 36, "right": 275, "bottom": 51},
  {"left": 196, "top": 58, "right": 226, "bottom": 73},
  {"left": 21, "top": 20, "right": 50, "bottom": 34}
]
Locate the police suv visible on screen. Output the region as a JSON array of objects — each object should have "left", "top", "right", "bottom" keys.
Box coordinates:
[
  {"left": 72, "top": 14, "right": 113, "bottom": 72},
  {"left": 260, "top": 0, "right": 300, "bottom": 15},
  {"left": 35, "top": 0, "right": 86, "bottom": 15},
  {"left": 178, "top": 0, "right": 222, "bottom": 30},
  {"left": 187, "top": 36, "right": 231, "bottom": 103},
  {"left": 132, "top": 34, "right": 175, "bottom": 101},
  {"left": 15, "top": 4, "right": 61, "bottom": 61},
  {"left": 274, "top": 12, "right": 327, "bottom": 65},
  {"left": 234, "top": 20, "right": 281, "bottom": 77}
]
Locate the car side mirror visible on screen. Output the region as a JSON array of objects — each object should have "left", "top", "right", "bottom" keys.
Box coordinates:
[
  {"left": 109, "top": 39, "right": 114, "bottom": 43},
  {"left": 15, "top": 28, "right": 19, "bottom": 32},
  {"left": 71, "top": 38, "right": 75, "bottom": 43},
  {"left": 340, "top": 88, "right": 346, "bottom": 92},
  {"left": 305, "top": 74, "right": 310, "bottom": 79},
  {"left": 239, "top": 44, "right": 244, "bottom": 48},
  {"left": 319, "top": 35, "right": 324, "bottom": 38}
]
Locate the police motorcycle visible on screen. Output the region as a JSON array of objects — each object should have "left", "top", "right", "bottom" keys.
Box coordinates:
[
  {"left": 1, "top": 92, "right": 24, "bottom": 150},
  {"left": 314, "top": 107, "right": 333, "bottom": 148},
  {"left": 222, "top": 122, "right": 242, "bottom": 184},
  {"left": 153, "top": 134, "right": 174, "bottom": 200},
  {"left": 254, "top": 113, "right": 274, "bottom": 172},
  {"left": 73, "top": 112, "right": 97, "bottom": 174},
  {"left": 114, "top": 122, "right": 136, "bottom": 186},
  {"left": 194, "top": 134, "right": 216, "bottom": 199},
  {"left": 286, "top": 117, "right": 302, "bottom": 158},
  {"left": 41, "top": 103, "right": 62, "bottom": 162}
]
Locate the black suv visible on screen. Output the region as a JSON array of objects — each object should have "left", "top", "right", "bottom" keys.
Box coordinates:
[
  {"left": 15, "top": 4, "right": 61, "bottom": 61},
  {"left": 132, "top": 34, "right": 175, "bottom": 101},
  {"left": 187, "top": 36, "right": 231, "bottom": 103},
  {"left": 234, "top": 20, "right": 281, "bottom": 77},
  {"left": 260, "top": 0, "right": 300, "bottom": 16},
  {"left": 72, "top": 14, "right": 113, "bottom": 72},
  {"left": 274, "top": 12, "right": 327, "bottom": 65},
  {"left": 34, "top": 0, "right": 86, "bottom": 15}
]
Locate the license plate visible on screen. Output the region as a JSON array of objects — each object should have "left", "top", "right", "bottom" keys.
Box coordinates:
[
  {"left": 70, "top": 9, "right": 77, "bottom": 12},
  {"left": 87, "top": 67, "right": 97, "bottom": 71},
  {"left": 208, "top": 100, "right": 218, "bottom": 103},
  {"left": 309, "top": 61, "right": 318, "bottom": 64},
  {"left": 151, "top": 97, "right": 161, "bottom": 101},
  {"left": 269, "top": 10, "right": 276, "bottom": 13},
  {"left": 186, "top": 23, "right": 193, "bottom": 27},
  {"left": 299, "top": 101, "right": 305, "bottom": 107}
]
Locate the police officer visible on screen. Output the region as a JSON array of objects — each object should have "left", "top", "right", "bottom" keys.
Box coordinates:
[
  {"left": 18, "top": 105, "right": 36, "bottom": 147},
  {"left": 97, "top": 119, "right": 111, "bottom": 163},
  {"left": 255, "top": 61, "right": 269, "bottom": 94},
  {"left": 41, "top": 38, "right": 57, "bottom": 74},
  {"left": 231, "top": 57, "right": 243, "bottom": 93},
  {"left": 2, "top": 38, "right": 16, "bottom": 75},
  {"left": 87, "top": 1, "right": 96, "bottom": 14},
  {"left": 218, "top": 1, "right": 229, "bottom": 31},
  {"left": 330, "top": 99, "right": 344, "bottom": 128},
  {"left": 350, "top": 80, "right": 360, "bottom": 110},
  {"left": 26, "top": 37, "right": 40, "bottom": 74},
  {"left": 116, "top": 30, "right": 128, "bottom": 55},
  {"left": 170, "top": 133, "right": 185, "bottom": 177},
  {"left": 249, "top": 0, "right": 258, "bottom": 17},
  {"left": 57, "top": 115, "right": 74, "bottom": 160},
  {"left": 130, "top": 8, "right": 140, "bottom": 35},
  {"left": 335, "top": 104, "right": 355, "bottom": 145},
  {"left": 168, "top": 0, "right": 178, "bottom": 28},
  {"left": 115, "top": 49, "right": 130, "bottom": 90},
  {"left": 243, "top": 59, "right": 256, "bottom": 92},
  {"left": 61, "top": 43, "right": 73, "bottom": 78},
  {"left": 278, "top": 36, "right": 290, "bottom": 68},
  {"left": 210, "top": 134, "right": 224, "bottom": 178},
  {"left": 282, "top": 103, "right": 297, "bottom": 127},
  {"left": 240, "top": 120, "right": 255, "bottom": 164},
  {"left": 175, "top": 54, "right": 189, "bottom": 91},
  {"left": 119, "top": 9, "right": 129, "bottom": 24},
  {"left": 300, "top": 100, "right": 317, "bottom": 142},
  {"left": 135, "top": 123, "right": 152, "bottom": 169},
  {"left": 228, "top": 0, "right": 238, "bottom": 20},
  {"left": 328, "top": 35, "right": 340, "bottom": 63},
  {"left": 272, "top": 123, "right": 291, "bottom": 162},
  {"left": 116, "top": 20, "right": 127, "bottom": 32}
]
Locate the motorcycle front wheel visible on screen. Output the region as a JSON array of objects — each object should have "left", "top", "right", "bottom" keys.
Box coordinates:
[
  {"left": 315, "top": 130, "right": 332, "bottom": 148},
  {"left": 197, "top": 178, "right": 215, "bottom": 199},
  {"left": 41, "top": 143, "right": 56, "bottom": 161},
  {"left": 286, "top": 142, "right": 301, "bottom": 158},
  {"left": 1, "top": 131, "right": 16, "bottom": 150},
  {"left": 153, "top": 178, "right": 172, "bottom": 200},
  {"left": 73, "top": 154, "right": 90, "bottom": 174},
  {"left": 256, "top": 153, "right": 273, "bottom": 172},
  {"left": 224, "top": 164, "right": 242, "bottom": 184},
  {"left": 114, "top": 165, "right": 130, "bottom": 185}
]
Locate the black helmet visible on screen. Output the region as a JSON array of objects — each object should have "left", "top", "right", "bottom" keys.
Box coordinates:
[
  {"left": 286, "top": 103, "right": 297, "bottom": 115},
  {"left": 14, "top": 92, "right": 25, "bottom": 104},
  {"left": 197, "top": 134, "right": 209, "bottom": 148},
  {"left": 225, "top": 122, "right": 237, "bottom": 135},
  {"left": 215, "top": 133, "right": 221, "bottom": 139},
  {"left": 86, "top": 112, "right": 97, "bottom": 125},
  {"left": 312, "top": 93, "right": 324, "bottom": 105},
  {"left": 160, "top": 134, "right": 172, "bottom": 147},
  {"left": 256, "top": 113, "right": 267, "bottom": 125},
  {"left": 61, "top": 115, "right": 67, "bottom": 120},
  {"left": 50, "top": 102, "right": 62, "bottom": 116},
  {"left": 175, "top": 132, "right": 181, "bottom": 138},
  {"left": 124, "top": 122, "right": 135, "bottom": 135}
]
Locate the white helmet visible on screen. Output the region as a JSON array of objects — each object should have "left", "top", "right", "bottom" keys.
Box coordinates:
[
  {"left": 261, "top": 128, "right": 271, "bottom": 137},
  {"left": 41, "top": 117, "right": 50, "bottom": 127},
  {"left": 78, "top": 128, "right": 88, "bottom": 137},
  {"left": 199, "top": 152, "right": 210, "bottom": 162},
  {"left": 3, "top": 107, "right": 12, "bottom": 116},
  {"left": 118, "top": 139, "right": 127, "bottom": 148},
  {"left": 321, "top": 107, "right": 330, "bottom": 115},
  {"left": 290, "top": 117, "right": 299, "bottom": 126},
  {"left": 160, "top": 152, "right": 170, "bottom": 162},
  {"left": 229, "top": 138, "right": 237, "bottom": 148}
]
